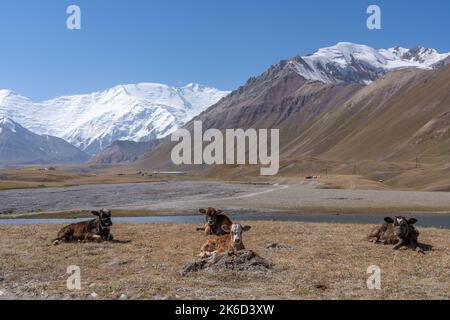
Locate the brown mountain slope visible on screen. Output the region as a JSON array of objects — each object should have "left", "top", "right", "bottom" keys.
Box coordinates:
[
  {"left": 136, "top": 62, "right": 450, "bottom": 189},
  {"left": 321, "top": 66, "right": 450, "bottom": 162},
  {"left": 283, "top": 66, "right": 450, "bottom": 162},
  {"left": 137, "top": 58, "right": 363, "bottom": 169},
  {"left": 89, "top": 140, "right": 160, "bottom": 164}
]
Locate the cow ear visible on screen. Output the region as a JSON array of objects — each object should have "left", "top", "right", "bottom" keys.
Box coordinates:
[
  {"left": 207, "top": 207, "right": 215, "bottom": 215},
  {"left": 91, "top": 211, "right": 100, "bottom": 216},
  {"left": 199, "top": 208, "right": 206, "bottom": 214},
  {"left": 221, "top": 224, "right": 231, "bottom": 233},
  {"left": 384, "top": 217, "right": 394, "bottom": 223},
  {"left": 242, "top": 225, "right": 251, "bottom": 232},
  {"left": 408, "top": 218, "right": 418, "bottom": 225}
]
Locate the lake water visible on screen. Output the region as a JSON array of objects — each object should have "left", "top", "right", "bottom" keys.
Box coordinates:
[{"left": 1, "top": 213, "right": 449, "bottom": 229}]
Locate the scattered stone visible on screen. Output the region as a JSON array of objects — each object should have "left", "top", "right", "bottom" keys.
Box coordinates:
[
  {"left": 180, "top": 250, "right": 272, "bottom": 276},
  {"left": 265, "top": 243, "right": 292, "bottom": 250},
  {"left": 119, "top": 294, "right": 127, "bottom": 300},
  {"left": 315, "top": 284, "right": 328, "bottom": 291},
  {"left": 180, "top": 261, "right": 205, "bottom": 276},
  {"left": 90, "top": 292, "right": 98, "bottom": 299},
  {"left": 0, "top": 290, "right": 4, "bottom": 296}
]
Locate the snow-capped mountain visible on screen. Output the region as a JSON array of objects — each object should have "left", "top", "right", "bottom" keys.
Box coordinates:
[
  {"left": 288, "top": 42, "right": 450, "bottom": 84},
  {"left": 1, "top": 43, "right": 448, "bottom": 157},
  {"left": 0, "top": 117, "right": 88, "bottom": 165},
  {"left": 0, "top": 84, "right": 229, "bottom": 155}
]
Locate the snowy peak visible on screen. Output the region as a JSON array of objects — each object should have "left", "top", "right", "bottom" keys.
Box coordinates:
[
  {"left": 289, "top": 42, "right": 450, "bottom": 84},
  {"left": 306, "top": 42, "right": 386, "bottom": 67},
  {"left": 385, "top": 46, "right": 448, "bottom": 66},
  {"left": 0, "top": 90, "right": 17, "bottom": 101},
  {"left": 0, "top": 83, "right": 229, "bottom": 155},
  {"left": 0, "top": 90, "right": 31, "bottom": 106},
  {"left": 0, "top": 116, "right": 17, "bottom": 129},
  {"left": 0, "top": 116, "right": 18, "bottom": 134}
]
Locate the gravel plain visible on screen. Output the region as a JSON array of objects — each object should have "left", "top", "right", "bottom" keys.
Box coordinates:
[{"left": 1, "top": 181, "right": 450, "bottom": 215}]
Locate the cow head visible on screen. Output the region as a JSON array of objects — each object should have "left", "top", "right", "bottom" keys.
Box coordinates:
[
  {"left": 222, "top": 224, "right": 251, "bottom": 245},
  {"left": 199, "top": 207, "right": 223, "bottom": 227},
  {"left": 385, "top": 216, "right": 417, "bottom": 238},
  {"left": 92, "top": 209, "right": 113, "bottom": 228}
]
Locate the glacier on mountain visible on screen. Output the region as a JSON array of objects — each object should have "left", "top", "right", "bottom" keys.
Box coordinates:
[
  {"left": 288, "top": 42, "right": 450, "bottom": 84},
  {"left": 0, "top": 83, "right": 229, "bottom": 155},
  {"left": 1, "top": 42, "right": 449, "bottom": 155}
]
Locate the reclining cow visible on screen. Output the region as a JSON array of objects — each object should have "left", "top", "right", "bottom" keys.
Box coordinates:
[
  {"left": 198, "top": 224, "right": 251, "bottom": 258},
  {"left": 368, "top": 216, "right": 422, "bottom": 252},
  {"left": 196, "top": 207, "right": 233, "bottom": 236},
  {"left": 53, "top": 209, "right": 114, "bottom": 245}
]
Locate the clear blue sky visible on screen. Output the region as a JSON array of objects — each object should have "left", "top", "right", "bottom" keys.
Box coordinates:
[{"left": 0, "top": 0, "right": 448, "bottom": 100}]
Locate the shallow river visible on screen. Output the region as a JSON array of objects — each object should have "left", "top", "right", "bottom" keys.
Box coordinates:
[{"left": 1, "top": 213, "right": 449, "bottom": 229}]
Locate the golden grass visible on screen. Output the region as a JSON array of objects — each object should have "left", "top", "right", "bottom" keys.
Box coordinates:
[
  {"left": 0, "top": 165, "right": 186, "bottom": 191},
  {"left": 2, "top": 159, "right": 450, "bottom": 193},
  {"left": 0, "top": 181, "right": 42, "bottom": 190},
  {"left": 0, "top": 221, "right": 449, "bottom": 300}
]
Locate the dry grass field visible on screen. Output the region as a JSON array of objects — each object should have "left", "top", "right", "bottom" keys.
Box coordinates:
[
  {"left": 2, "top": 159, "right": 450, "bottom": 193},
  {"left": 0, "top": 221, "right": 449, "bottom": 300},
  {"left": 0, "top": 165, "right": 175, "bottom": 191}
]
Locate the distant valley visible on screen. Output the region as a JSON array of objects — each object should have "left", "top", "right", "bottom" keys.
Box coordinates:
[
  {"left": 0, "top": 83, "right": 229, "bottom": 156},
  {"left": 138, "top": 43, "right": 450, "bottom": 190},
  {"left": 1, "top": 42, "right": 449, "bottom": 179}
]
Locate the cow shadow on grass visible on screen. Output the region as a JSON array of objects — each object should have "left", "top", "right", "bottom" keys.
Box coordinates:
[
  {"left": 391, "top": 242, "right": 433, "bottom": 254},
  {"left": 80, "top": 239, "right": 132, "bottom": 245},
  {"left": 51, "top": 239, "right": 132, "bottom": 246},
  {"left": 110, "top": 239, "right": 132, "bottom": 244},
  {"left": 418, "top": 242, "right": 433, "bottom": 252}
]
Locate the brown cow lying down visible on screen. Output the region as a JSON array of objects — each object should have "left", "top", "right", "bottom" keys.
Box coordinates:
[
  {"left": 53, "top": 209, "right": 114, "bottom": 245},
  {"left": 196, "top": 207, "right": 233, "bottom": 236},
  {"left": 369, "top": 216, "right": 423, "bottom": 252},
  {"left": 198, "top": 224, "right": 251, "bottom": 258}
]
